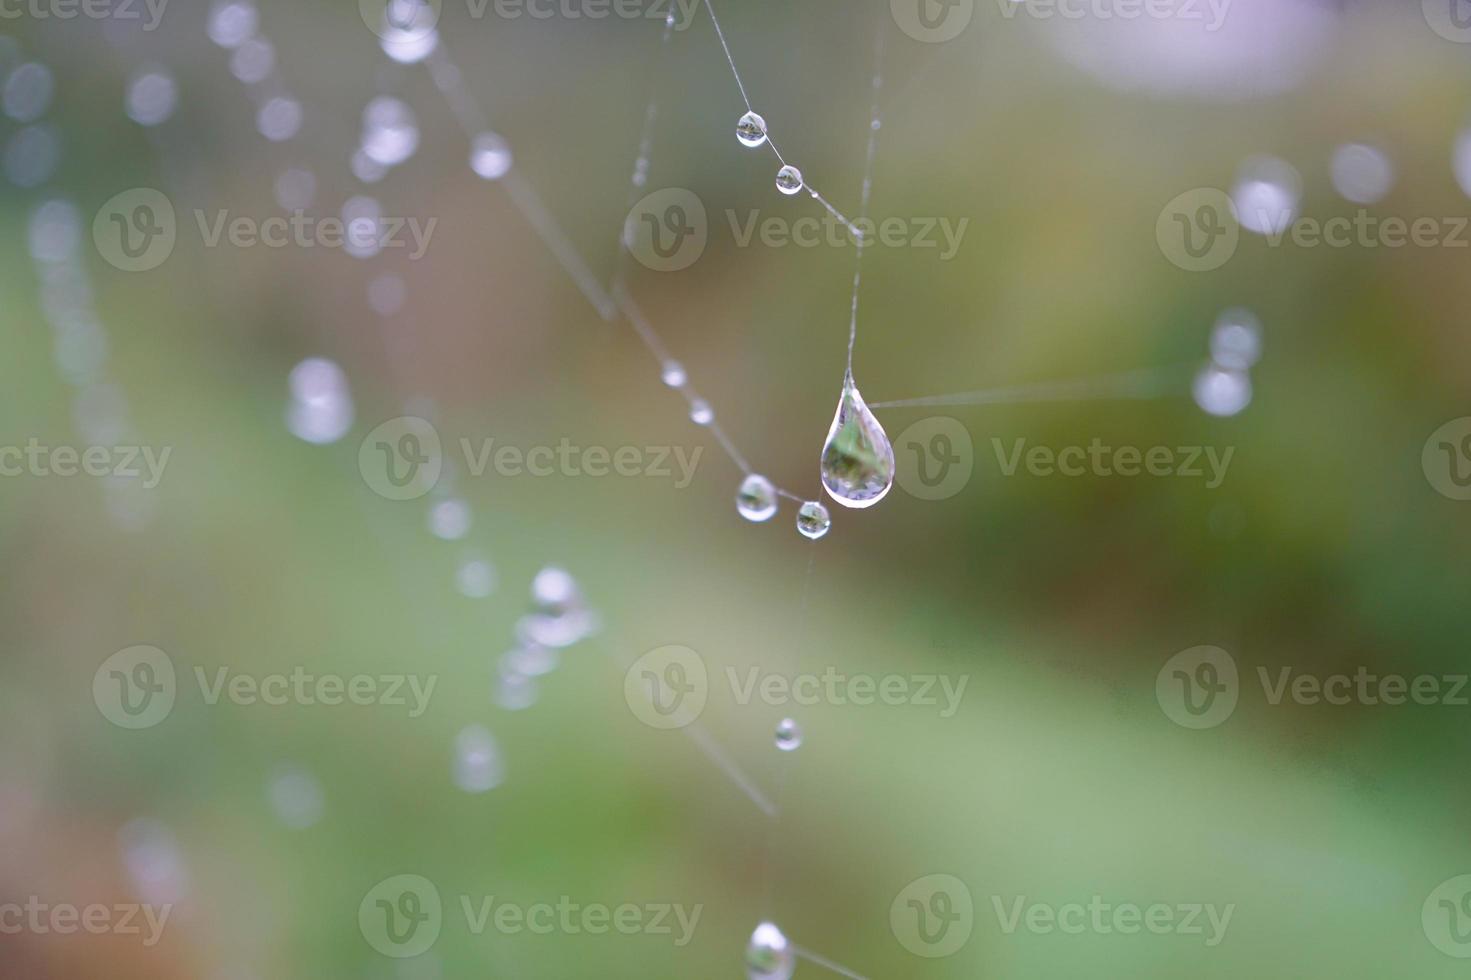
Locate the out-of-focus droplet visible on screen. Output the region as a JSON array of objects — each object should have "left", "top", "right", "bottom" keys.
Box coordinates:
[
  {"left": 736, "top": 110, "right": 768, "bottom": 148},
  {"left": 1231, "top": 155, "right": 1300, "bottom": 237},
  {"left": 775, "top": 165, "right": 802, "bottom": 196},
  {"left": 775, "top": 718, "right": 802, "bottom": 752},
  {"left": 1329, "top": 143, "right": 1393, "bottom": 205},
  {"left": 455, "top": 555, "right": 496, "bottom": 598},
  {"left": 1193, "top": 365, "right": 1252, "bottom": 417},
  {"left": 119, "top": 818, "right": 189, "bottom": 905},
  {"left": 380, "top": 6, "right": 438, "bottom": 65},
  {"left": 229, "top": 36, "right": 275, "bottom": 84},
  {"left": 453, "top": 725, "right": 504, "bottom": 793},
  {"left": 274, "top": 167, "right": 315, "bottom": 210},
  {"left": 660, "top": 360, "right": 686, "bottom": 387},
  {"left": 690, "top": 399, "right": 713, "bottom": 426},
  {"left": 796, "top": 500, "right": 831, "bottom": 540},
  {"left": 1455, "top": 130, "right": 1471, "bottom": 200},
  {"left": 28, "top": 198, "right": 81, "bottom": 263},
  {"left": 287, "top": 358, "right": 353, "bottom": 445},
  {"left": 746, "top": 921, "right": 795, "bottom": 980},
  {"left": 4, "top": 62, "right": 52, "bottom": 122},
  {"left": 342, "top": 194, "right": 383, "bottom": 259},
  {"left": 820, "top": 373, "right": 894, "bottom": 509},
  {"left": 504, "top": 641, "right": 559, "bottom": 677},
  {"left": 470, "top": 131, "right": 512, "bottom": 180},
  {"left": 427, "top": 496, "right": 472, "bottom": 540},
  {"left": 368, "top": 273, "right": 407, "bottom": 317},
  {"left": 1208, "top": 309, "right": 1262, "bottom": 371},
  {"left": 362, "top": 96, "right": 419, "bottom": 167},
  {"left": 532, "top": 566, "right": 580, "bottom": 612},
  {"left": 351, "top": 148, "right": 388, "bottom": 184},
  {"left": 736, "top": 474, "right": 778, "bottom": 522},
  {"left": 257, "top": 95, "right": 302, "bottom": 141},
  {"left": 126, "top": 67, "right": 178, "bottom": 127},
  {"left": 4, "top": 124, "right": 59, "bottom": 188},
  {"left": 496, "top": 668, "right": 538, "bottom": 711},
  {"left": 207, "top": 0, "right": 258, "bottom": 48},
  {"left": 267, "top": 766, "right": 324, "bottom": 829}
]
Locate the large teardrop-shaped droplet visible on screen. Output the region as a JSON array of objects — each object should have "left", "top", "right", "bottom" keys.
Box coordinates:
[{"left": 819, "top": 372, "right": 895, "bottom": 508}]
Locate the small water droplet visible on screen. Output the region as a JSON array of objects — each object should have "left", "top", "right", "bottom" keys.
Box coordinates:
[
  {"left": 503, "top": 641, "right": 559, "bottom": 677},
  {"left": 1208, "top": 309, "right": 1262, "bottom": 371},
  {"left": 1193, "top": 365, "right": 1252, "bottom": 417},
  {"left": 690, "top": 399, "right": 713, "bottom": 426},
  {"left": 455, "top": 555, "right": 496, "bottom": 598},
  {"left": 427, "top": 497, "right": 472, "bottom": 540},
  {"left": 746, "top": 922, "right": 795, "bottom": 980},
  {"left": 736, "top": 474, "right": 778, "bottom": 522},
  {"left": 267, "top": 766, "right": 324, "bottom": 829},
  {"left": 736, "top": 110, "right": 767, "bottom": 148},
  {"left": 820, "top": 373, "right": 895, "bottom": 508},
  {"left": 470, "top": 132, "right": 512, "bottom": 180},
  {"left": 660, "top": 360, "right": 687, "bottom": 387},
  {"left": 453, "top": 725, "right": 504, "bottom": 793},
  {"left": 796, "top": 500, "right": 830, "bottom": 540},
  {"left": 775, "top": 718, "right": 802, "bottom": 751},
  {"left": 775, "top": 165, "right": 802, "bottom": 196}
]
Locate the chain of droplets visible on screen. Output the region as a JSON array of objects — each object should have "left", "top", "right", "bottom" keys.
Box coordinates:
[
  {"left": 7, "top": 42, "right": 155, "bottom": 533},
  {"left": 205, "top": 3, "right": 610, "bottom": 811}
]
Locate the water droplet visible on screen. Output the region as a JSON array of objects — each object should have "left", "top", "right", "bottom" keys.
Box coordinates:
[
  {"left": 257, "top": 95, "right": 302, "bottom": 142},
  {"left": 3, "top": 62, "right": 50, "bottom": 123},
  {"left": 796, "top": 500, "right": 830, "bottom": 540},
  {"left": 453, "top": 725, "right": 504, "bottom": 793},
  {"left": 4, "top": 125, "right": 58, "bottom": 188},
  {"left": 427, "top": 496, "right": 472, "bottom": 540},
  {"left": 503, "top": 642, "right": 559, "bottom": 677},
  {"left": 660, "top": 360, "right": 686, "bottom": 387},
  {"left": 267, "top": 766, "right": 324, "bottom": 829},
  {"left": 1193, "top": 365, "right": 1252, "bottom": 417},
  {"left": 690, "top": 399, "right": 714, "bottom": 426},
  {"left": 1231, "top": 155, "right": 1300, "bottom": 237},
  {"left": 207, "top": 0, "right": 258, "bottom": 48},
  {"left": 1330, "top": 142, "right": 1393, "bottom": 205},
  {"left": 745, "top": 922, "right": 794, "bottom": 980},
  {"left": 820, "top": 373, "right": 895, "bottom": 509},
  {"left": 1208, "top": 309, "right": 1261, "bottom": 371},
  {"left": 119, "top": 818, "right": 188, "bottom": 905},
  {"left": 775, "top": 718, "right": 802, "bottom": 752},
  {"left": 736, "top": 110, "right": 767, "bottom": 148},
  {"left": 455, "top": 555, "right": 496, "bottom": 598},
  {"left": 532, "top": 566, "right": 581, "bottom": 613},
  {"left": 126, "top": 67, "right": 178, "bottom": 127},
  {"left": 229, "top": 36, "right": 275, "bottom": 84},
  {"left": 367, "top": 273, "right": 407, "bottom": 316},
  {"left": 736, "top": 474, "right": 778, "bottom": 522},
  {"left": 470, "top": 132, "right": 512, "bottom": 180},
  {"left": 775, "top": 165, "right": 803, "bottom": 196},
  {"left": 362, "top": 95, "right": 419, "bottom": 167}
]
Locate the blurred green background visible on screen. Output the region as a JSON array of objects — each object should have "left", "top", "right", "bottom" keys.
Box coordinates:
[{"left": 3, "top": 0, "right": 1471, "bottom": 977}]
